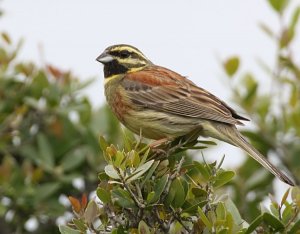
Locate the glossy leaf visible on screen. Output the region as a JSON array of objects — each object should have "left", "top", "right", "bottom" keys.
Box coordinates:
[
  {"left": 216, "top": 202, "right": 226, "bottom": 220},
  {"left": 263, "top": 213, "right": 285, "bottom": 231},
  {"left": 59, "top": 225, "right": 81, "bottom": 234},
  {"left": 125, "top": 160, "right": 154, "bottom": 182},
  {"left": 223, "top": 56, "right": 240, "bottom": 77},
  {"left": 171, "top": 178, "right": 186, "bottom": 208},
  {"left": 140, "top": 160, "right": 159, "bottom": 187},
  {"left": 288, "top": 219, "right": 300, "bottom": 234},
  {"left": 281, "top": 188, "right": 290, "bottom": 207},
  {"left": 97, "top": 188, "right": 111, "bottom": 204},
  {"left": 148, "top": 174, "right": 168, "bottom": 204},
  {"left": 84, "top": 200, "right": 99, "bottom": 225},
  {"left": 213, "top": 171, "right": 235, "bottom": 188},
  {"left": 289, "top": 7, "right": 300, "bottom": 32},
  {"left": 268, "top": 0, "right": 288, "bottom": 13},
  {"left": 225, "top": 198, "right": 243, "bottom": 226},
  {"left": 37, "top": 133, "right": 55, "bottom": 170},
  {"left": 198, "top": 207, "right": 212, "bottom": 230},
  {"left": 99, "top": 136, "right": 109, "bottom": 152},
  {"left": 105, "top": 165, "right": 121, "bottom": 179},
  {"left": 245, "top": 214, "right": 263, "bottom": 234},
  {"left": 73, "top": 218, "right": 87, "bottom": 232},
  {"left": 111, "top": 188, "right": 135, "bottom": 208}
]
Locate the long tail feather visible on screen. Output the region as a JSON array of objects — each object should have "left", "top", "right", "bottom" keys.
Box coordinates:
[{"left": 210, "top": 123, "right": 294, "bottom": 186}]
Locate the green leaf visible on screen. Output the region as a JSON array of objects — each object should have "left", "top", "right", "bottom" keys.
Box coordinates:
[
  {"left": 198, "top": 207, "right": 212, "bottom": 230},
  {"left": 165, "top": 185, "right": 176, "bottom": 206},
  {"left": 35, "top": 182, "right": 61, "bottom": 202},
  {"left": 148, "top": 174, "right": 169, "bottom": 204},
  {"left": 122, "top": 129, "right": 137, "bottom": 152},
  {"left": 259, "top": 23, "right": 275, "bottom": 38},
  {"left": 141, "top": 161, "right": 160, "bottom": 187},
  {"left": 146, "top": 191, "right": 155, "bottom": 203},
  {"left": 171, "top": 178, "right": 186, "bottom": 208},
  {"left": 1, "top": 32, "right": 11, "bottom": 44},
  {"left": 245, "top": 214, "right": 263, "bottom": 234},
  {"left": 268, "top": 0, "right": 288, "bottom": 13},
  {"left": 112, "top": 226, "right": 126, "bottom": 234},
  {"left": 182, "top": 199, "right": 207, "bottom": 213},
  {"left": 263, "top": 213, "right": 285, "bottom": 231},
  {"left": 197, "top": 140, "right": 216, "bottom": 145},
  {"left": 289, "top": 7, "right": 300, "bottom": 32},
  {"left": 224, "top": 198, "right": 243, "bottom": 226},
  {"left": 282, "top": 202, "right": 293, "bottom": 224},
  {"left": 60, "top": 150, "right": 85, "bottom": 172},
  {"left": 242, "top": 73, "right": 258, "bottom": 107},
  {"left": 289, "top": 85, "right": 298, "bottom": 107},
  {"left": 37, "top": 133, "right": 55, "bottom": 170},
  {"left": 111, "top": 188, "right": 135, "bottom": 208},
  {"left": 96, "top": 188, "right": 111, "bottom": 204},
  {"left": 105, "top": 165, "right": 121, "bottom": 179},
  {"left": 138, "top": 220, "right": 151, "bottom": 234},
  {"left": 125, "top": 160, "right": 154, "bottom": 183},
  {"left": 98, "top": 172, "right": 109, "bottom": 181},
  {"left": 225, "top": 213, "right": 234, "bottom": 233},
  {"left": 139, "top": 147, "right": 150, "bottom": 165},
  {"left": 218, "top": 229, "right": 229, "bottom": 234},
  {"left": 281, "top": 188, "right": 290, "bottom": 207},
  {"left": 59, "top": 225, "right": 81, "bottom": 234},
  {"left": 191, "top": 188, "right": 208, "bottom": 198},
  {"left": 280, "top": 28, "right": 294, "bottom": 48},
  {"left": 84, "top": 200, "right": 99, "bottom": 225},
  {"left": 195, "top": 162, "right": 211, "bottom": 180},
  {"left": 288, "top": 219, "right": 300, "bottom": 234},
  {"left": 223, "top": 56, "right": 240, "bottom": 77},
  {"left": 114, "top": 151, "right": 125, "bottom": 167},
  {"left": 72, "top": 218, "right": 87, "bottom": 232},
  {"left": 216, "top": 202, "right": 226, "bottom": 220},
  {"left": 99, "top": 136, "right": 109, "bottom": 152},
  {"left": 291, "top": 186, "right": 300, "bottom": 203},
  {"left": 213, "top": 171, "right": 235, "bottom": 188}
]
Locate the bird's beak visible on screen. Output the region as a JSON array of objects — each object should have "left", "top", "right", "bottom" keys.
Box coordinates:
[{"left": 96, "top": 51, "right": 114, "bottom": 64}]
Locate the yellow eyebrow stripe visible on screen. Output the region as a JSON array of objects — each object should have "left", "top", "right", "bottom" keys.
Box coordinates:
[{"left": 111, "top": 46, "right": 145, "bottom": 58}]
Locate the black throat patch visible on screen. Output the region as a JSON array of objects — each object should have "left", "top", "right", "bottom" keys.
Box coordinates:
[{"left": 104, "top": 60, "right": 129, "bottom": 78}]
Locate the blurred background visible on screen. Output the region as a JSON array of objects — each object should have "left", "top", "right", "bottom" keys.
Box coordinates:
[{"left": 0, "top": 0, "right": 299, "bottom": 233}]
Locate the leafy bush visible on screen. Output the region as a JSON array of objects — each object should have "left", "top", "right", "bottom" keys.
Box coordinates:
[
  {"left": 63, "top": 135, "right": 300, "bottom": 233},
  {"left": 0, "top": 33, "right": 121, "bottom": 233}
]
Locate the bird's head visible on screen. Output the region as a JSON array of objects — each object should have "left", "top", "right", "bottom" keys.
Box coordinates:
[{"left": 96, "top": 44, "right": 152, "bottom": 78}]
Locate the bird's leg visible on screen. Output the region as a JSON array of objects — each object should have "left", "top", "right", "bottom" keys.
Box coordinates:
[
  {"left": 148, "top": 138, "right": 172, "bottom": 160},
  {"left": 149, "top": 138, "right": 171, "bottom": 148}
]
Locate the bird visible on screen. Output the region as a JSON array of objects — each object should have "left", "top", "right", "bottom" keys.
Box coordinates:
[{"left": 96, "top": 44, "right": 294, "bottom": 186}]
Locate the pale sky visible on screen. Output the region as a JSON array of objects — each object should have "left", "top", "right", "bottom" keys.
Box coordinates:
[{"left": 1, "top": 0, "right": 299, "bottom": 195}]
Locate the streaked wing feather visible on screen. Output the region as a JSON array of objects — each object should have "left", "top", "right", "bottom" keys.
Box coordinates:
[{"left": 122, "top": 66, "right": 246, "bottom": 125}]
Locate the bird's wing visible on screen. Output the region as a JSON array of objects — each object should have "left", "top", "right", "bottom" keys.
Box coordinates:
[{"left": 121, "top": 66, "right": 248, "bottom": 125}]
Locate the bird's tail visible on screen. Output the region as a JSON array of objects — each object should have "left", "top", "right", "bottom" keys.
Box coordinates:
[{"left": 208, "top": 122, "right": 294, "bottom": 186}]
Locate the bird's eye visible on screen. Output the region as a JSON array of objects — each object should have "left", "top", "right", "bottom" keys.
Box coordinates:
[{"left": 120, "top": 50, "right": 130, "bottom": 59}]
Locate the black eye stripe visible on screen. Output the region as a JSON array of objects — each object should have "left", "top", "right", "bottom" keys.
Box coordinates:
[
  {"left": 120, "top": 50, "right": 130, "bottom": 58},
  {"left": 110, "top": 50, "right": 131, "bottom": 58},
  {"left": 109, "top": 49, "right": 148, "bottom": 63}
]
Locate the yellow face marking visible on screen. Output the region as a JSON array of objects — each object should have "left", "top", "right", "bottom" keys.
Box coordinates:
[
  {"left": 127, "top": 66, "right": 146, "bottom": 73},
  {"left": 104, "top": 66, "right": 145, "bottom": 85},
  {"left": 104, "top": 74, "right": 121, "bottom": 85}
]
